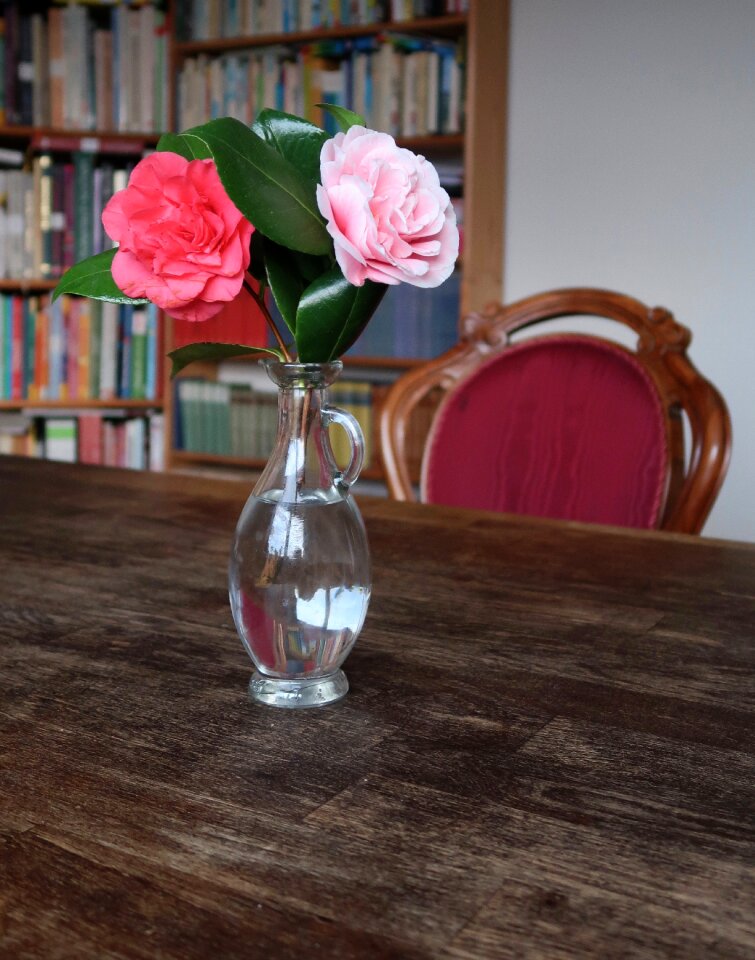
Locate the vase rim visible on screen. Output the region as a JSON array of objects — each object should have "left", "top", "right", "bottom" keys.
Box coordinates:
[{"left": 262, "top": 359, "right": 344, "bottom": 388}]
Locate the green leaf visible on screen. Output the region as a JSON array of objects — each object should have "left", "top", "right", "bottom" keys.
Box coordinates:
[
  {"left": 294, "top": 266, "right": 388, "bottom": 362},
  {"left": 292, "top": 249, "right": 333, "bottom": 285},
  {"left": 263, "top": 240, "right": 332, "bottom": 337},
  {"left": 317, "top": 104, "right": 366, "bottom": 132},
  {"left": 180, "top": 117, "right": 331, "bottom": 256},
  {"left": 52, "top": 249, "right": 149, "bottom": 305},
  {"left": 252, "top": 109, "right": 328, "bottom": 185},
  {"left": 168, "top": 342, "right": 283, "bottom": 378},
  {"left": 264, "top": 240, "right": 303, "bottom": 337},
  {"left": 156, "top": 131, "right": 212, "bottom": 160},
  {"left": 247, "top": 230, "right": 267, "bottom": 284}
]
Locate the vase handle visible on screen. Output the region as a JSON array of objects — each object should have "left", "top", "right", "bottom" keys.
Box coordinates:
[{"left": 323, "top": 405, "right": 365, "bottom": 490}]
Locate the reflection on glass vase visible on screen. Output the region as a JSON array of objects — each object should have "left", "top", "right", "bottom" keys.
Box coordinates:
[{"left": 228, "top": 360, "right": 371, "bottom": 708}]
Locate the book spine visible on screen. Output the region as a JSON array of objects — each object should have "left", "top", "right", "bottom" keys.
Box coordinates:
[
  {"left": 10, "top": 296, "right": 22, "bottom": 400},
  {"left": 3, "top": 4, "right": 17, "bottom": 126},
  {"left": 24, "top": 298, "right": 36, "bottom": 401},
  {"left": 154, "top": 9, "right": 167, "bottom": 131},
  {"left": 119, "top": 304, "right": 133, "bottom": 399},
  {"left": 127, "top": 8, "right": 141, "bottom": 132},
  {"left": 37, "top": 300, "right": 49, "bottom": 401},
  {"left": 22, "top": 174, "right": 35, "bottom": 280},
  {"left": 31, "top": 157, "right": 43, "bottom": 278},
  {"left": 17, "top": 13, "right": 33, "bottom": 126},
  {"left": 148, "top": 412, "right": 165, "bottom": 471},
  {"left": 66, "top": 298, "right": 78, "bottom": 401},
  {"left": 45, "top": 417, "right": 78, "bottom": 463},
  {"left": 48, "top": 8, "right": 64, "bottom": 129},
  {"left": 62, "top": 163, "right": 75, "bottom": 272},
  {"left": 145, "top": 304, "right": 158, "bottom": 401},
  {"left": 3, "top": 297, "right": 11, "bottom": 399},
  {"left": 48, "top": 296, "right": 62, "bottom": 400},
  {"left": 38, "top": 154, "right": 54, "bottom": 279},
  {"left": 130, "top": 307, "right": 147, "bottom": 400},
  {"left": 78, "top": 413, "right": 103, "bottom": 466},
  {"left": 78, "top": 299, "right": 91, "bottom": 400},
  {"left": 0, "top": 295, "right": 5, "bottom": 399},
  {"left": 0, "top": 172, "right": 6, "bottom": 281},
  {"left": 73, "top": 152, "right": 94, "bottom": 264},
  {"left": 99, "top": 301, "right": 118, "bottom": 401},
  {"left": 0, "top": 14, "right": 6, "bottom": 128},
  {"left": 31, "top": 13, "right": 49, "bottom": 127},
  {"left": 139, "top": 5, "right": 156, "bottom": 132}
]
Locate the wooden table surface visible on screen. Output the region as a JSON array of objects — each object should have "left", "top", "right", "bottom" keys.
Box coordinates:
[{"left": 1, "top": 457, "right": 753, "bottom": 960}]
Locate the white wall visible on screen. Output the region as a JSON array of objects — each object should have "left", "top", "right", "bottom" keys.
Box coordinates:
[{"left": 504, "top": 0, "right": 755, "bottom": 541}]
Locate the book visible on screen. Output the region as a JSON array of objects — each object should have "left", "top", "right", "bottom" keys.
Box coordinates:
[
  {"left": 73, "top": 152, "right": 94, "bottom": 264},
  {"left": 77, "top": 299, "right": 91, "bottom": 400},
  {"left": 99, "top": 301, "right": 119, "bottom": 401},
  {"left": 78, "top": 413, "right": 103, "bottom": 465},
  {"left": 36, "top": 154, "right": 54, "bottom": 278},
  {"left": 45, "top": 417, "right": 77, "bottom": 463},
  {"left": 48, "top": 6, "right": 64, "bottom": 128},
  {"left": 125, "top": 416, "right": 146, "bottom": 469},
  {"left": 148, "top": 413, "right": 165, "bottom": 471},
  {"left": 130, "top": 307, "right": 148, "bottom": 400},
  {"left": 10, "top": 296, "right": 23, "bottom": 400}
]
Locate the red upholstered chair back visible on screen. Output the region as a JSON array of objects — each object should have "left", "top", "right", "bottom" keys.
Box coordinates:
[{"left": 379, "top": 289, "right": 731, "bottom": 534}]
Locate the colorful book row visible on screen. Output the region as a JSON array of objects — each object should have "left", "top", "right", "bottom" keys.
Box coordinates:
[
  {"left": 177, "top": 34, "right": 464, "bottom": 138},
  {"left": 328, "top": 379, "right": 374, "bottom": 467},
  {"left": 176, "top": 0, "right": 467, "bottom": 41},
  {"left": 0, "top": 410, "right": 165, "bottom": 472},
  {"left": 175, "top": 378, "right": 276, "bottom": 461},
  {"left": 173, "top": 369, "right": 441, "bottom": 483},
  {"left": 0, "top": 2, "right": 169, "bottom": 132},
  {"left": 347, "top": 268, "right": 460, "bottom": 360},
  {"left": 174, "top": 376, "right": 376, "bottom": 468},
  {"left": 0, "top": 154, "right": 137, "bottom": 281},
  {"left": 0, "top": 295, "right": 162, "bottom": 403}
]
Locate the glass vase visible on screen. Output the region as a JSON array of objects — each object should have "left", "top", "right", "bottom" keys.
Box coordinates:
[{"left": 228, "top": 360, "right": 371, "bottom": 708}]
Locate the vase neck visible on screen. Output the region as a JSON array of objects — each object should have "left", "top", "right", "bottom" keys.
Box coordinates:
[{"left": 254, "top": 362, "right": 344, "bottom": 503}]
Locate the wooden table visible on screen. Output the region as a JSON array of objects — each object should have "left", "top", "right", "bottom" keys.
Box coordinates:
[{"left": 1, "top": 457, "right": 753, "bottom": 960}]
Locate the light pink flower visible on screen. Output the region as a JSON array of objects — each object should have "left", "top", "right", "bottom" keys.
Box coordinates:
[
  {"left": 102, "top": 152, "right": 253, "bottom": 322},
  {"left": 316, "top": 126, "right": 459, "bottom": 288}
]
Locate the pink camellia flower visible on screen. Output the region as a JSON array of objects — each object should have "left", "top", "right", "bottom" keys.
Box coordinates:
[
  {"left": 102, "top": 152, "right": 253, "bottom": 322},
  {"left": 316, "top": 126, "right": 458, "bottom": 288}
]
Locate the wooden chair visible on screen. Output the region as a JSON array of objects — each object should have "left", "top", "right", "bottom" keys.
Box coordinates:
[{"left": 379, "top": 288, "right": 731, "bottom": 533}]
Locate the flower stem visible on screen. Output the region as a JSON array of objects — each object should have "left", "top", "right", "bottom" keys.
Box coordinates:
[{"left": 243, "top": 273, "right": 293, "bottom": 362}]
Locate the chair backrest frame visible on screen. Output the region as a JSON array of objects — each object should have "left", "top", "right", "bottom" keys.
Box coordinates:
[{"left": 379, "top": 288, "right": 731, "bottom": 534}]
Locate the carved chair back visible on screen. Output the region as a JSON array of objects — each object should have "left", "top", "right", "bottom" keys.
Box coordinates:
[{"left": 379, "top": 288, "right": 731, "bottom": 533}]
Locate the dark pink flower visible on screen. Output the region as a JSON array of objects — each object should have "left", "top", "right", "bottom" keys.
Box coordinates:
[{"left": 103, "top": 152, "right": 253, "bottom": 322}]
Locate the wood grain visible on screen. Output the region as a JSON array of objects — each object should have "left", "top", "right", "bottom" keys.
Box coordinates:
[{"left": 0, "top": 457, "right": 753, "bottom": 959}]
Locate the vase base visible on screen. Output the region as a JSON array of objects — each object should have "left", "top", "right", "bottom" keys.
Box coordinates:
[{"left": 249, "top": 670, "right": 349, "bottom": 709}]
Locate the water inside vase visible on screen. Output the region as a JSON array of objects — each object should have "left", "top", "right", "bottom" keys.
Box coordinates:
[{"left": 229, "top": 488, "right": 371, "bottom": 681}]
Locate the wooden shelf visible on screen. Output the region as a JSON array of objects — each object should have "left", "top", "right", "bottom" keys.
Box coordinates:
[
  {"left": 173, "top": 353, "right": 423, "bottom": 371},
  {"left": 343, "top": 355, "right": 421, "bottom": 370},
  {"left": 0, "top": 279, "right": 58, "bottom": 292},
  {"left": 0, "top": 399, "right": 162, "bottom": 411},
  {"left": 175, "top": 14, "right": 468, "bottom": 57},
  {"left": 395, "top": 134, "right": 464, "bottom": 152},
  {"left": 0, "top": 125, "right": 160, "bottom": 145}
]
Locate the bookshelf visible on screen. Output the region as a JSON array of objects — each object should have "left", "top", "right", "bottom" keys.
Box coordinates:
[
  {"left": 0, "top": 0, "right": 169, "bottom": 470},
  {"left": 0, "top": 1, "right": 508, "bottom": 481},
  {"left": 166, "top": 0, "right": 508, "bottom": 485}
]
